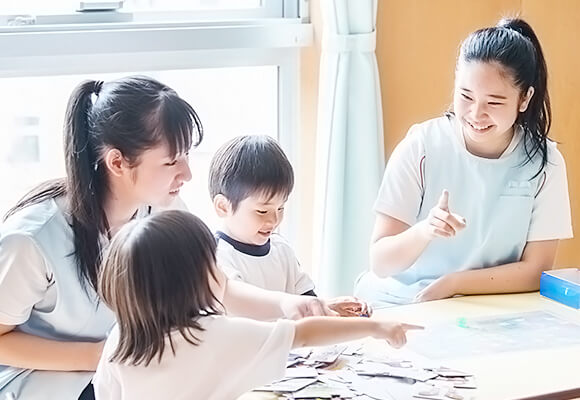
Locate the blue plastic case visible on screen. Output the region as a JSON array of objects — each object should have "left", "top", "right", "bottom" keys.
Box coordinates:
[{"left": 540, "top": 268, "right": 580, "bottom": 309}]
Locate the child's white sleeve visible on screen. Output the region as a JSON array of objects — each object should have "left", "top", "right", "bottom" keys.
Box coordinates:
[
  {"left": 215, "top": 245, "right": 244, "bottom": 281},
  {"left": 0, "top": 234, "right": 50, "bottom": 325},
  {"left": 93, "top": 330, "right": 122, "bottom": 400},
  {"left": 230, "top": 318, "right": 295, "bottom": 390},
  {"left": 292, "top": 259, "right": 316, "bottom": 295},
  {"left": 287, "top": 253, "right": 315, "bottom": 295},
  {"left": 219, "top": 262, "right": 243, "bottom": 281},
  {"left": 374, "top": 125, "right": 425, "bottom": 226},
  {"left": 273, "top": 236, "right": 315, "bottom": 295},
  {"left": 93, "top": 366, "right": 121, "bottom": 400},
  {"left": 527, "top": 145, "right": 573, "bottom": 241}
]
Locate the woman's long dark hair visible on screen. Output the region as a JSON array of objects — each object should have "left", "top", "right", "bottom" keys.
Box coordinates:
[
  {"left": 459, "top": 18, "right": 551, "bottom": 177},
  {"left": 99, "top": 210, "right": 223, "bottom": 366},
  {"left": 4, "top": 76, "right": 203, "bottom": 291}
]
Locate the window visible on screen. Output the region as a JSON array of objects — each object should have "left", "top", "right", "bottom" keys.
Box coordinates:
[
  {"left": 0, "top": 0, "right": 310, "bottom": 241},
  {"left": 0, "top": 67, "right": 277, "bottom": 232}
]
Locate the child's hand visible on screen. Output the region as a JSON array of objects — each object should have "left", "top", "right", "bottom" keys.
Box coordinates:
[
  {"left": 419, "top": 190, "right": 466, "bottom": 239},
  {"left": 373, "top": 321, "right": 424, "bottom": 348},
  {"left": 326, "top": 296, "right": 372, "bottom": 317},
  {"left": 414, "top": 274, "right": 457, "bottom": 303},
  {"left": 281, "top": 295, "right": 337, "bottom": 320}
]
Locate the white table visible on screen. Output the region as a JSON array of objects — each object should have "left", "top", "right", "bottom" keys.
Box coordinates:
[{"left": 240, "top": 293, "right": 580, "bottom": 399}]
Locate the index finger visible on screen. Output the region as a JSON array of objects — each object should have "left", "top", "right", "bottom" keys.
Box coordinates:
[
  {"left": 401, "top": 323, "right": 425, "bottom": 331},
  {"left": 437, "top": 189, "right": 449, "bottom": 211}
]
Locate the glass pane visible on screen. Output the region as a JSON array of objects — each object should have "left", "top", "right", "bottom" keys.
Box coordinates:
[{"left": 0, "top": 66, "right": 277, "bottom": 230}]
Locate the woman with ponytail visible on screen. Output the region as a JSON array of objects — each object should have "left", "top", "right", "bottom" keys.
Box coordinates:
[
  {"left": 0, "top": 76, "right": 332, "bottom": 399},
  {"left": 356, "top": 19, "right": 573, "bottom": 306}
]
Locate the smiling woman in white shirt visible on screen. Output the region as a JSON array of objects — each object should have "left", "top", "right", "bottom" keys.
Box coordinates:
[{"left": 355, "top": 18, "right": 572, "bottom": 307}]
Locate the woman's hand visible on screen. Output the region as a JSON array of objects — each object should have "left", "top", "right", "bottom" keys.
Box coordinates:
[
  {"left": 418, "top": 190, "right": 466, "bottom": 239},
  {"left": 414, "top": 274, "right": 457, "bottom": 303}
]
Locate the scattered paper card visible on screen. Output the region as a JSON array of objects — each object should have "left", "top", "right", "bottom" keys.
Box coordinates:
[
  {"left": 291, "top": 383, "right": 355, "bottom": 399},
  {"left": 285, "top": 367, "right": 319, "bottom": 379},
  {"left": 355, "top": 361, "right": 438, "bottom": 382},
  {"left": 253, "top": 377, "right": 317, "bottom": 393},
  {"left": 309, "top": 344, "right": 347, "bottom": 364}
]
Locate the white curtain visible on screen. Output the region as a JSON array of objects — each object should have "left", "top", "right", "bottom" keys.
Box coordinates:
[{"left": 313, "top": 0, "right": 384, "bottom": 296}]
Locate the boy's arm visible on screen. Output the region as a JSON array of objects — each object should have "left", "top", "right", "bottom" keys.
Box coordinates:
[{"left": 223, "top": 278, "right": 334, "bottom": 320}]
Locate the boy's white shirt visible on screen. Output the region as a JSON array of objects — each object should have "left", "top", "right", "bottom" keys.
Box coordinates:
[
  {"left": 93, "top": 316, "right": 295, "bottom": 400},
  {"left": 217, "top": 233, "right": 315, "bottom": 295}
]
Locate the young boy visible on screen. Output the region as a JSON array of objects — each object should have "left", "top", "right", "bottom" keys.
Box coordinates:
[{"left": 209, "top": 135, "right": 370, "bottom": 317}]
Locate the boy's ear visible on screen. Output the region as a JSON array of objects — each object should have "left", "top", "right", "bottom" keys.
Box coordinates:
[{"left": 213, "top": 194, "right": 232, "bottom": 217}]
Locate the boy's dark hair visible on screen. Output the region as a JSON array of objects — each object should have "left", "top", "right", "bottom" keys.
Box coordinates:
[
  {"left": 4, "top": 75, "right": 202, "bottom": 292},
  {"left": 98, "top": 210, "right": 222, "bottom": 367},
  {"left": 208, "top": 135, "right": 294, "bottom": 210},
  {"left": 459, "top": 18, "right": 550, "bottom": 178}
]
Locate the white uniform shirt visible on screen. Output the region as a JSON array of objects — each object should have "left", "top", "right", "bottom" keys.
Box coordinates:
[
  {"left": 355, "top": 116, "right": 573, "bottom": 305},
  {"left": 374, "top": 116, "right": 572, "bottom": 241},
  {"left": 93, "top": 316, "right": 295, "bottom": 400},
  {"left": 216, "top": 232, "right": 315, "bottom": 295},
  {"left": 0, "top": 197, "right": 115, "bottom": 399},
  {"left": 0, "top": 196, "right": 185, "bottom": 399}
]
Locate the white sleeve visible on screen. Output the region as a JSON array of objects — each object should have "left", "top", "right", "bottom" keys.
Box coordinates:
[
  {"left": 93, "top": 328, "right": 122, "bottom": 400},
  {"left": 527, "top": 144, "right": 573, "bottom": 241},
  {"left": 220, "top": 263, "right": 243, "bottom": 281},
  {"left": 293, "top": 260, "right": 316, "bottom": 295},
  {"left": 0, "top": 234, "right": 50, "bottom": 325},
  {"left": 216, "top": 245, "right": 243, "bottom": 280},
  {"left": 229, "top": 318, "right": 295, "bottom": 390},
  {"left": 374, "top": 125, "right": 425, "bottom": 226},
  {"left": 283, "top": 247, "right": 315, "bottom": 295}
]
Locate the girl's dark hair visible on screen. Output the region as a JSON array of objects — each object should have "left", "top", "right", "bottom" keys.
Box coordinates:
[
  {"left": 459, "top": 18, "right": 550, "bottom": 177},
  {"left": 208, "top": 135, "right": 294, "bottom": 210},
  {"left": 99, "top": 210, "right": 222, "bottom": 366},
  {"left": 4, "top": 76, "right": 203, "bottom": 291}
]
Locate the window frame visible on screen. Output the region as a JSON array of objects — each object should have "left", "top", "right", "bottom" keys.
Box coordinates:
[{"left": 0, "top": 0, "right": 304, "bottom": 25}]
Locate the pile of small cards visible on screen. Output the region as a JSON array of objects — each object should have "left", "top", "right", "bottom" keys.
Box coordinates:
[{"left": 253, "top": 344, "right": 476, "bottom": 399}]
